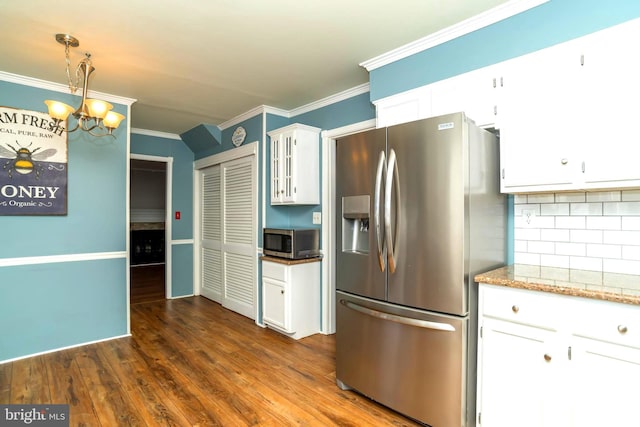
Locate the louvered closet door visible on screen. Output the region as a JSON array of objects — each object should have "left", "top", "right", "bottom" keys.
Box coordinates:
[
  {"left": 200, "top": 165, "right": 222, "bottom": 302},
  {"left": 220, "top": 156, "right": 256, "bottom": 319}
]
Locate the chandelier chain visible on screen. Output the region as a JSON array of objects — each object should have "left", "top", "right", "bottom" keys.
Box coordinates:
[{"left": 64, "top": 41, "right": 92, "bottom": 94}]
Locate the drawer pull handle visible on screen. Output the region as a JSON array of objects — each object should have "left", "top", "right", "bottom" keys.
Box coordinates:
[
  {"left": 618, "top": 325, "right": 628, "bottom": 334},
  {"left": 281, "top": 290, "right": 284, "bottom": 295},
  {"left": 512, "top": 305, "right": 519, "bottom": 313},
  {"left": 544, "top": 354, "right": 552, "bottom": 362}
]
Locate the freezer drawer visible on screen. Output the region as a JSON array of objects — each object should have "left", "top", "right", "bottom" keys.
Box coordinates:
[{"left": 336, "top": 291, "right": 468, "bottom": 427}]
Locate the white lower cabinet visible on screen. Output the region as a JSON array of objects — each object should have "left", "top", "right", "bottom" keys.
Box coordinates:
[
  {"left": 262, "top": 259, "right": 320, "bottom": 339},
  {"left": 477, "top": 284, "right": 640, "bottom": 427}
]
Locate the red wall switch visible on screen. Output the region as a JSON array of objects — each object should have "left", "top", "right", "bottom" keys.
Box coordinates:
[{"left": 175, "top": 211, "right": 181, "bottom": 220}]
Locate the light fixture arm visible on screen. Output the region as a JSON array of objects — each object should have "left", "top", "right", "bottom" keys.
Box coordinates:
[{"left": 45, "top": 33, "right": 125, "bottom": 138}]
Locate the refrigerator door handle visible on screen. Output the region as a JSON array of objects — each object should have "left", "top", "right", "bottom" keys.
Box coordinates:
[
  {"left": 384, "top": 148, "right": 400, "bottom": 274},
  {"left": 374, "top": 150, "right": 386, "bottom": 272},
  {"left": 340, "top": 299, "right": 456, "bottom": 332}
]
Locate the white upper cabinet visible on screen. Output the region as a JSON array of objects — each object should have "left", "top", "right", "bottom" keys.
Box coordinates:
[
  {"left": 373, "top": 86, "right": 432, "bottom": 128},
  {"left": 499, "top": 40, "right": 583, "bottom": 192},
  {"left": 268, "top": 123, "right": 320, "bottom": 205},
  {"left": 374, "top": 64, "right": 502, "bottom": 129},
  {"left": 499, "top": 18, "right": 640, "bottom": 193},
  {"left": 430, "top": 64, "right": 501, "bottom": 128},
  {"left": 375, "top": 18, "right": 640, "bottom": 193},
  {"left": 579, "top": 22, "right": 640, "bottom": 189}
]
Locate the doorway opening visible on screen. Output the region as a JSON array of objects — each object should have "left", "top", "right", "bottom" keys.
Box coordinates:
[{"left": 130, "top": 158, "right": 168, "bottom": 304}]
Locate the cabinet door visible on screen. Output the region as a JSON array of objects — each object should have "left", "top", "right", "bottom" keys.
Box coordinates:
[
  {"left": 270, "top": 134, "right": 283, "bottom": 203},
  {"left": 579, "top": 23, "right": 640, "bottom": 188},
  {"left": 499, "top": 43, "right": 582, "bottom": 193},
  {"left": 281, "top": 131, "right": 296, "bottom": 203},
  {"left": 478, "top": 318, "right": 564, "bottom": 427},
  {"left": 430, "top": 65, "right": 498, "bottom": 128},
  {"left": 262, "top": 277, "right": 290, "bottom": 331},
  {"left": 570, "top": 336, "right": 640, "bottom": 427},
  {"left": 374, "top": 86, "right": 431, "bottom": 128}
]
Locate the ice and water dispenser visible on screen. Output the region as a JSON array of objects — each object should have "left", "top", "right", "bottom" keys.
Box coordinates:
[{"left": 341, "top": 195, "right": 370, "bottom": 254}]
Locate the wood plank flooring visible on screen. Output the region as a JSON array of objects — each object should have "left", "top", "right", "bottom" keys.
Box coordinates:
[
  {"left": 0, "top": 297, "right": 421, "bottom": 426},
  {"left": 130, "top": 264, "right": 165, "bottom": 305}
]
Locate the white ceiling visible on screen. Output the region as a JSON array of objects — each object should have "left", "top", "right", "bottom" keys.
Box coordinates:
[{"left": 1, "top": 0, "right": 509, "bottom": 135}]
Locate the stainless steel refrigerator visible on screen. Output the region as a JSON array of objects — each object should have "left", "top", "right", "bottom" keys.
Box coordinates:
[{"left": 335, "top": 112, "right": 505, "bottom": 427}]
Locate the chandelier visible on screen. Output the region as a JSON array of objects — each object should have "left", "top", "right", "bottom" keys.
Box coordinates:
[{"left": 44, "top": 34, "right": 125, "bottom": 137}]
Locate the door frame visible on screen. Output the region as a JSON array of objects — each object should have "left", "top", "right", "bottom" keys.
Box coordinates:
[
  {"left": 193, "top": 142, "right": 259, "bottom": 318},
  {"left": 129, "top": 153, "right": 173, "bottom": 300},
  {"left": 320, "top": 119, "right": 376, "bottom": 334}
]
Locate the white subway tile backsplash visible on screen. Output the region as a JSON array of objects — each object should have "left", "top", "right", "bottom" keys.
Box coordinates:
[
  {"left": 555, "top": 193, "right": 586, "bottom": 203},
  {"left": 514, "top": 204, "right": 541, "bottom": 216},
  {"left": 515, "top": 252, "right": 540, "bottom": 265},
  {"left": 570, "top": 229, "right": 603, "bottom": 244},
  {"left": 516, "top": 191, "right": 640, "bottom": 275},
  {"left": 621, "top": 190, "right": 640, "bottom": 201},
  {"left": 540, "top": 203, "right": 569, "bottom": 216},
  {"left": 586, "top": 191, "right": 621, "bottom": 202},
  {"left": 541, "top": 229, "right": 570, "bottom": 242},
  {"left": 603, "top": 201, "right": 640, "bottom": 216},
  {"left": 515, "top": 215, "right": 553, "bottom": 229},
  {"left": 556, "top": 242, "right": 586, "bottom": 256},
  {"left": 569, "top": 269, "right": 603, "bottom": 285},
  {"left": 603, "top": 259, "right": 640, "bottom": 275},
  {"left": 534, "top": 216, "right": 555, "bottom": 229},
  {"left": 586, "top": 216, "right": 621, "bottom": 230},
  {"left": 622, "top": 246, "right": 640, "bottom": 261},
  {"left": 603, "top": 230, "right": 640, "bottom": 245},
  {"left": 527, "top": 194, "right": 555, "bottom": 204},
  {"left": 541, "top": 254, "right": 570, "bottom": 268},
  {"left": 528, "top": 241, "right": 556, "bottom": 254},
  {"left": 514, "top": 240, "right": 528, "bottom": 252},
  {"left": 540, "top": 266, "right": 570, "bottom": 281},
  {"left": 513, "top": 194, "right": 527, "bottom": 204},
  {"left": 514, "top": 264, "right": 541, "bottom": 276},
  {"left": 586, "top": 244, "right": 622, "bottom": 259},
  {"left": 622, "top": 217, "right": 640, "bottom": 231},
  {"left": 569, "top": 256, "right": 602, "bottom": 271},
  {"left": 555, "top": 216, "right": 586, "bottom": 229},
  {"left": 515, "top": 228, "right": 541, "bottom": 241},
  {"left": 570, "top": 203, "right": 602, "bottom": 216}
]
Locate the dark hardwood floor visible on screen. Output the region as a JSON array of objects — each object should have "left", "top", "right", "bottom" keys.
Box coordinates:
[
  {"left": 130, "top": 264, "right": 165, "bottom": 304},
  {"left": 0, "top": 296, "right": 420, "bottom": 426}
]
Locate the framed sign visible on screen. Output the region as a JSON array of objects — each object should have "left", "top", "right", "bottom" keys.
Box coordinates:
[{"left": 0, "top": 106, "right": 68, "bottom": 215}]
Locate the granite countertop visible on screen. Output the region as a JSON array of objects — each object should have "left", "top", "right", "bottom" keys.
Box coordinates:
[
  {"left": 475, "top": 264, "right": 640, "bottom": 306},
  {"left": 260, "top": 255, "right": 322, "bottom": 265}
]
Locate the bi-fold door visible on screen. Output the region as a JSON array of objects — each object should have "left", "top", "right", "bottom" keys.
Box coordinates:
[{"left": 200, "top": 155, "right": 256, "bottom": 319}]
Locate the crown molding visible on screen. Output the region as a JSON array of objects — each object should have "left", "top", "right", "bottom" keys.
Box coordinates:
[
  {"left": 218, "top": 105, "right": 290, "bottom": 130},
  {"left": 360, "top": 0, "right": 549, "bottom": 71},
  {"left": 0, "top": 71, "right": 137, "bottom": 106},
  {"left": 290, "top": 83, "right": 370, "bottom": 117},
  {"left": 131, "top": 128, "right": 182, "bottom": 140}
]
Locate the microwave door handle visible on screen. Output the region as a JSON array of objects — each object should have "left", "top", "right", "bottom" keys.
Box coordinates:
[
  {"left": 374, "top": 150, "right": 386, "bottom": 272},
  {"left": 384, "top": 148, "right": 400, "bottom": 274}
]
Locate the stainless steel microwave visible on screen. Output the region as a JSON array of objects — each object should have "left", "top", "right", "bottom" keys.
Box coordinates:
[{"left": 263, "top": 228, "right": 320, "bottom": 259}]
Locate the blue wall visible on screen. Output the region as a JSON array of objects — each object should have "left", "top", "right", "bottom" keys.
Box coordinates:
[
  {"left": 0, "top": 80, "right": 129, "bottom": 362},
  {"left": 367, "top": 1, "right": 640, "bottom": 265},
  {"left": 263, "top": 93, "right": 376, "bottom": 232},
  {"left": 370, "top": 0, "right": 640, "bottom": 101},
  {"left": 4, "top": 1, "right": 639, "bottom": 360},
  {"left": 130, "top": 132, "right": 195, "bottom": 297}
]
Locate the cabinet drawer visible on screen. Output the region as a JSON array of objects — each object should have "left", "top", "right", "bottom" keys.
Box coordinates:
[
  {"left": 571, "top": 298, "right": 640, "bottom": 349},
  {"left": 480, "top": 284, "right": 559, "bottom": 330},
  {"left": 262, "top": 260, "right": 287, "bottom": 281}
]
